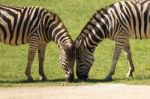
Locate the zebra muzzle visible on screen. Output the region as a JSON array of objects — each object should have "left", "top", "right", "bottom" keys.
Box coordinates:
[
  {"left": 77, "top": 71, "right": 88, "bottom": 81},
  {"left": 65, "top": 73, "right": 74, "bottom": 82}
]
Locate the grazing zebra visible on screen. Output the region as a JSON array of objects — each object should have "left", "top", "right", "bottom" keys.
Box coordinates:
[
  {"left": 0, "top": 5, "right": 75, "bottom": 82},
  {"left": 75, "top": 0, "right": 150, "bottom": 81}
]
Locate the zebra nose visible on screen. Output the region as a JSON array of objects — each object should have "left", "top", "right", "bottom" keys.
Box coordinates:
[
  {"left": 77, "top": 72, "right": 88, "bottom": 81},
  {"left": 66, "top": 73, "right": 74, "bottom": 82}
]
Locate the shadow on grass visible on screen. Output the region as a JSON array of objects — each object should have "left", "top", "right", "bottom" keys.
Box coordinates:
[
  {"left": 0, "top": 78, "right": 67, "bottom": 84},
  {"left": 0, "top": 78, "right": 113, "bottom": 84},
  {"left": 77, "top": 78, "right": 124, "bottom": 83},
  {"left": 0, "top": 78, "right": 130, "bottom": 84},
  {"left": 0, "top": 76, "right": 150, "bottom": 84},
  {"left": 77, "top": 77, "right": 150, "bottom": 83}
]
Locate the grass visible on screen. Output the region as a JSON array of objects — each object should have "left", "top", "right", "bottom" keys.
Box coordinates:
[{"left": 0, "top": 0, "right": 150, "bottom": 87}]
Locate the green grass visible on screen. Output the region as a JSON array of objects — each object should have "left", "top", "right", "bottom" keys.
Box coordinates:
[{"left": 0, "top": 0, "right": 150, "bottom": 87}]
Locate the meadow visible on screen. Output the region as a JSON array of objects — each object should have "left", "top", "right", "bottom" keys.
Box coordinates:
[{"left": 0, "top": 0, "right": 150, "bottom": 87}]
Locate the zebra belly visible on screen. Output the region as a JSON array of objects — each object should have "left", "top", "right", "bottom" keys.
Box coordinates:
[
  {"left": 129, "top": 33, "right": 150, "bottom": 39},
  {"left": 0, "top": 40, "right": 28, "bottom": 46},
  {"left": 128, "top": 27, "right": 150, "bottom": 39},
  {"left": 0, "top": 32, "right": 28, "bottom": 45}
]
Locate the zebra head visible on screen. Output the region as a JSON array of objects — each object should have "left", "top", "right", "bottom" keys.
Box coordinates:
[
  {"left": 59, "top": 43, "right": 75, "bottom": 82},
  {"left": 75, "top": 38, "right": 95, "bottom": 81}
]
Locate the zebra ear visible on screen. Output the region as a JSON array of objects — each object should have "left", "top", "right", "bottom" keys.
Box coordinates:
[
  {"left": 68, "top": 43, "right": 75, "bottom": 50},
  {"left": 75, "top": 39, "right": 82, "bottom": 49},
  {"left": 59, "top": 43, "right": 75, "bottom": 50}
]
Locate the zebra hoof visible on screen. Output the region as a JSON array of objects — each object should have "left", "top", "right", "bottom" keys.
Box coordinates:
[
  {"left": 26, "top": 77, "right": 34, "bottom": 82},
  {"left": 105, "top": 76, "right": 113, "bottom": 82},
  {"left": 40, "top": 77, "right": 47, "bottom": 81},
  {"left": 126, "top": 74, "right": 134, "bottom": 80}
]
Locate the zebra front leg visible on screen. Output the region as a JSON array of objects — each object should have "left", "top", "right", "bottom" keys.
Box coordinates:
[
  {"left": 105, "top": 36, "right": 128, "bottom": 81},
  {"left": 124, "top": 44, "right": 134, "bottom": 79},
  {"left": 38, "top": 44, "right": 47, "bottom": 81},
  {"left": 25, "top": 37, "right": 39, "bottom": 81},
  {"left": 105, "top": 49, "right": 121, "bottom": 81}
]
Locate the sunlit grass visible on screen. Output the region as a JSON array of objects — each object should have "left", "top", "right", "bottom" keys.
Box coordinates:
[{"left": 1, "top": 0, "right": 150, "bottom": 87}]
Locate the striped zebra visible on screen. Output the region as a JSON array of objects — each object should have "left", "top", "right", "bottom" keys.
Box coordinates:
[
  {"left": 75, "top": 0, "right": 150, "bottom": 81},
  {"left": 0, "top": 5, "right": 75, "bottom": 82}
]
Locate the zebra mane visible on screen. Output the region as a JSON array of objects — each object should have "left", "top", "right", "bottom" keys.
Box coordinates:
[
  {"left": 52, "top": 12, "right": 72, "bottom": 41},
  {"left": 75, "top": 4, "right": 110, "bottom": 43},
  {"left": 50, "top": 11, "right": 74, "bottom": 46}
]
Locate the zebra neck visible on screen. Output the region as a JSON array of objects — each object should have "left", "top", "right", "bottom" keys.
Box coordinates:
[
  {"left": 92, "top": 6, "right": 120, "bottom": 40},
  {"left": 49, "top": 26, "right": 71, "bottom": 45},
  {"left": 79, "top": 20, "right": 109, "bottom": 50},
  {"left": 77, "top": 9, "right": 117, "bottom": 50},
  {"left": 44, "top": 12, "right": 70, "bottom": 45}
]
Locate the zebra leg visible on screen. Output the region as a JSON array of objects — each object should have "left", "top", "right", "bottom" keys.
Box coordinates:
[
  {"left": 105, "top": 35, "right": 128, "bottom": 81},
  {"left": 25, "top": 37, "right": 39, "bottom": 81},
  {"left": 38, "top": 44, "right": 47, "bottom": 81},
  {"left": 124, "top": 44, "right": 134, "bottom": 79}
]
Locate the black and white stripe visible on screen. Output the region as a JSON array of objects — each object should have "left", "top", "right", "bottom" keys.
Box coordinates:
[
  {"left": 131, "top": 0, "right": 146, "bottom": 3},
  {"left": 75, "top": 0, "right": 150, "bottom": 81},
  {"left": 0, "top": 5, "right": 75, "bottom": 82}
]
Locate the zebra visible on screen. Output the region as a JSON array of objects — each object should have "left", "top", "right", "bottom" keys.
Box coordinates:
[
  {"left": 0, "top": 5, "right": 75, "bottom": 82},
  {"left": 75, "top": 0, "right": 150, "bottom": 81}
]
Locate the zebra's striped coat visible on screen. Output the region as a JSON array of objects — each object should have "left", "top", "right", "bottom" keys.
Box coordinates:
[
  {"left": 75, "top": 0, "right": 150, "bottom": 81},
  {"left": 0, "top": 5, "right": 75, "bottom": 82}
]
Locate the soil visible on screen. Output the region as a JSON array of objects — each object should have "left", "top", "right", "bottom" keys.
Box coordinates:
[{"left": 0, "top": 84, "right": 150, "bottom": 99}]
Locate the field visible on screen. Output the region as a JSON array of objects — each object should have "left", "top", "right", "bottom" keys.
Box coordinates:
[{"left": 0, "top": 0, "right": 150, "bottom": 87}]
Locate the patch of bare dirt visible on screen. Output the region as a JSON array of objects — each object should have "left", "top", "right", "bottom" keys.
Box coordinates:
[{"left": 0, "top": 84, "right": 150, "bottom": 99}]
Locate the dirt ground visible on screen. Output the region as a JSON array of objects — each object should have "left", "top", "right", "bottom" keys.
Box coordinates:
[{"left": 0, "top": 84, "right": 150, "bottom": 99}]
